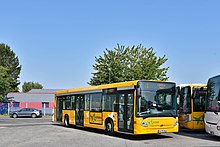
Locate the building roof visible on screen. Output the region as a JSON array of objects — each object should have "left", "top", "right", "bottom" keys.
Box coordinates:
[{"left": 28, "top": 89, "right": 62, "bottom": 93}]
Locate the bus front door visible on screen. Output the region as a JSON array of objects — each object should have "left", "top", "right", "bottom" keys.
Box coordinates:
[
  {"left": 75, "top": 95, "right": 85, "bottom": 126},
  {"left": 56, "top": 97, "right": 63, "bottom": 122},
  {"left": 118, "top": 91, "right": 134, "bottom": 133}
]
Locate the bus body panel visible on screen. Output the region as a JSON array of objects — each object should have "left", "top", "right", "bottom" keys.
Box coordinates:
[
  {"left": 178, "top": 84, "right": 206, "bottom": 130},
  {"left": 205, "top": 112, "right": 219, "bottom": 124},
  {"left": 54, "top": 80, "right": 178, "bottom": 135},
  {"left": 54, "top": 97, "right": 57, "bottom": 122},
  {"left": 205, "top": 75, "right": 220, "bottom": 136},
  {"left": 205, "top": 112, "right": 220, "bottom": 136},
  {"left": 102, "top": 112, "right": 118, "bottom": 132},
  {"left": 62, "top": 110, "right": 75, "bottom": 125},
  {"left": 84, "top": 110, "right": 90, "bottom": 127},
  {"left": 83, "top": 111, "right": 118, "bottom": 131},
  {"left": 134, "top": 117, "right": 178, "bottom": 135},
  {"left": 179, "top": 112, "right": 204, "bottom": 129},
  {"left": 191, "top": 112, "right": 204, "bottom": 129}
]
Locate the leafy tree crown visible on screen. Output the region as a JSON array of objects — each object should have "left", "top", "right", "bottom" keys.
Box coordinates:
[
  {"left": 22, "top": 81, "right": 44, "bottom": 92},
  {"left": 0, "top": 43, "right": 21, "bottom": 102},
  {"left": 88, "top": 44, "right": 169, "bottom": 86}
]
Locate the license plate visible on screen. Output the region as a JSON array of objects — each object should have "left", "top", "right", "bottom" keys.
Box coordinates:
[{"left": 158, "top": 130, "right": 167, "bottom": 133}]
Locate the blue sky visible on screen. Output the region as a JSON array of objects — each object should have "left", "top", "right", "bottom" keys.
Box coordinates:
[{"left": 1, "top": 0, "right": 220, "bottom": 90}]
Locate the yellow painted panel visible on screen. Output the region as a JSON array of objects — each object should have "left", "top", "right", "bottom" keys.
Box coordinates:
[
  {"left": 84, "top": 112, "right": 118, "bottom": 130},
  {"left": 179, "top": 112, "right": 204, "bottom": 130},
  {"left": 191, "top": 112, "right": 205, "bottom": 129},
  {"left": 134, "top": 117, "right": 178, "bottom": 135},
  {"left": 62, "top": 110, "right": 75, "bottom": 125},
  {"left": 89, "top": 112, "right": 102, "bottom": 124},
  {"left": 102, "top": 112, "right": 118, "bottom": 132},
  {"left": 84, "top": 111, "right": 90, "bottom": 127}
]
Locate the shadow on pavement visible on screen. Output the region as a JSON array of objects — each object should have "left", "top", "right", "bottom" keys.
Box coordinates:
[
  {"left": 53, "top": 124, "right": 172, "bottom": 141},
  {"left": 176, "top": 128, "right": 220, "bottom": 142}
]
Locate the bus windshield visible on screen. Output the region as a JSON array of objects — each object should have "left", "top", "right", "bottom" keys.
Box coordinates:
[
  {"left": 206, "top": 77, "right": 220, "bottom": 112},
  {"left": 136, "top": 81, "right": 177, "bottom": 117}
]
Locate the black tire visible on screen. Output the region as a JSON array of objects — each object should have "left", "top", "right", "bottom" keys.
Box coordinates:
[
  {"left": 64, "top": 115, "right": 69, "bottom": 127},
  {"left": 12, "top": 113, "right": 18, "bottom": 118},
  {"left": 105, "top": 120, "right": 114, "bottom": 135},
  {"left": 31, "top": 113, "right": 37, "bottom": 118}
]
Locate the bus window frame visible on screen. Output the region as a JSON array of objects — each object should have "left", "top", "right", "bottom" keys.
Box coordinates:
[
  {"left": 89, "top": 93, "right": 102, "bottom": 112},
  {"left": 62, "top": 96, "right": 73, "bottom": 110}
]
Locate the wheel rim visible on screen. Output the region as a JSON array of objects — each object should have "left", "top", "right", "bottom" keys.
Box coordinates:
[
  {"left": 64, "top": 117, "right": 68, "bottom": 126},
  {"left": 13, "top": 114, "right": 17, "bottom": 118},
  {"left": 107, "top": 122, "right": 112, "bottom": 132},
  {"left": 32, "top": 114, "right": 36, "bottom": 118},
  {"left": 65, "top": 118, "right": 67, "bottom": 126}
]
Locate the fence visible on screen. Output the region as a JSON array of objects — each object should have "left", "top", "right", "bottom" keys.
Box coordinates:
[{"left": 0, "top": 102, "right": 53, "bottom": 115}]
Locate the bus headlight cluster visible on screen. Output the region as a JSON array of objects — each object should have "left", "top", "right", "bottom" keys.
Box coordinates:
[
  {"left": 174, "top": 120, "right": 178, "bottom": 126},
  {"left": 141, "top": 121, "right": 148, "bottom": 127},
  {"left": 217, "top": 126, "right": 220, "bottom": 131}
]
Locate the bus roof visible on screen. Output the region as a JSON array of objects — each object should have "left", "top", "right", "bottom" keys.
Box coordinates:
[
  {"left": 56, "top": 80, "right": 138, "bottom": 95},
  {"left": 55, "top": 80, "right": 175, "bottom": 95},
  {"left": 178, "top": 84, "right": 207, "bottom": 88},
  {"left": 208, "top": 75, "right": 220, "bottom": 81}
]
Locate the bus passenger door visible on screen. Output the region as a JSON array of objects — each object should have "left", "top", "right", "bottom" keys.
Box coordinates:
[
  {"left": 118, "top": 91, "right": 134, "bottom": 133},
  {"left": 56, "top": 97, "right": 63, "bottom": 122},
  {"left": 75, "top": 95, "right": 85, "bottom": 126}
]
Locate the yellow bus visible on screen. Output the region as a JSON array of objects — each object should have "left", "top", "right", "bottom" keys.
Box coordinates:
[
  {"left": 178, "top": 84, "right": 207, "bottom": 130},
  {"left": 54, "top": 80, "right": 178, "bottom": 135}
]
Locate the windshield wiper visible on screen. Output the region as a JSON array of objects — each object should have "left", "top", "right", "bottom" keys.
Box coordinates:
[
  {"left": 143, "top": 112, "right": 176, "bottom": 119},
  {"left": 163, "top": 112, "right": 176, "bottom": 118}
]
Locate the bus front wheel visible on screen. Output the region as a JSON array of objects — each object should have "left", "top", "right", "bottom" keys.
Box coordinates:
[{"left": 105, "top": 120, "right": 114, "bottom": 135}]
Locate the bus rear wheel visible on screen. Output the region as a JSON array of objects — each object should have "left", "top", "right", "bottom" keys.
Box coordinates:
[
  {"left": 105, "top": 120, "right": 114, "bottom": 135},
  {"left": 64, "top": 115, "right": 69, "bottom": 127}
]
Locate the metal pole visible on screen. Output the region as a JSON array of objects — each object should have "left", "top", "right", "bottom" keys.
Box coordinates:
[
  {"left": 8, "top": 103, "right": 10, "bottom": 115},
  {"left": 44, "top": 103, "right": 46, "bottom": 116}
]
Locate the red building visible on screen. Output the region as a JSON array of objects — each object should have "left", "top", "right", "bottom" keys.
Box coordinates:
[{"left": 7, "top": 89, "right": 61, "bottom": 114}]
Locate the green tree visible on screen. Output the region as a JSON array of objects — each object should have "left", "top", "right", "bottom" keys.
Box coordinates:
[
  {"left": 0, "top": 43, "right": 21, "bottom": 102},
  {"left": 88, "top": 44, "right": 169, "bottom": 86},
  {"left": 22, "top": 81, "right": 43, "bottom": 92},
  {"left": 0, "top": 66, "right": 10, "bottom": 101}
]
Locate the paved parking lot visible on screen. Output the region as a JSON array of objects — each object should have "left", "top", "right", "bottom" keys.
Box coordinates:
[{"left": 0, "top": 116, "right": 220, "bottom": 147}]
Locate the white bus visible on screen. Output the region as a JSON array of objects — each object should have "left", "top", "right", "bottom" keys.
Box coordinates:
[{"left": 205, "top": 75, "right": 220, "bottom": 136}]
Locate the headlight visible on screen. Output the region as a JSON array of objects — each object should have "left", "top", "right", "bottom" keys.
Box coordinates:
[
  {"left": 217, "top": 126, "right": 220, "bottom": 131},
  {"left": 141, "top": 121, "right": 148, "bottom": 127}
]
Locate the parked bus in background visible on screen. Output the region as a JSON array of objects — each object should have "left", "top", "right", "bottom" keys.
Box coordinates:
[
  {"left": 205, "top": 75, "right": 220, "bottom": 136},
  {"left": 54, "top": 80, "right": 178, "bottom": 135},
  {"left": 178, "top": 84, "right": 207, "bottom": 130}
]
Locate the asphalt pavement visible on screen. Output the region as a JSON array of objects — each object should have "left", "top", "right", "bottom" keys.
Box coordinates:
[{"left": 0, "top": 116, "right": 220, "bottom": 147}]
